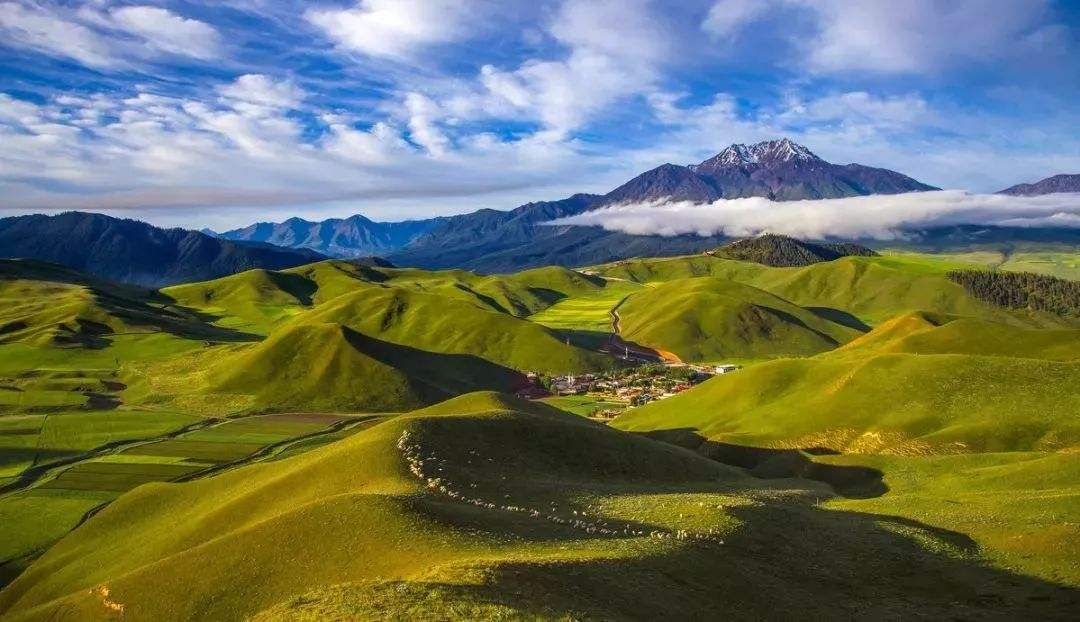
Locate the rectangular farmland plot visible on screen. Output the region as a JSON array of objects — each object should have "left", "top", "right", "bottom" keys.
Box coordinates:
[
  {"left": 126, "top": 440, "right": 265, "bottom": 462},
  {"left": 39, "top": 462, "right": 203, "bottom": 491}
]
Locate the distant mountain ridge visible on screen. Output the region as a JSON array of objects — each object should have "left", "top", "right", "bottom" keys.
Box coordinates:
[
  {"left": 390, "top": 138, "right": 937, "bottom": 271},
  {"left": 211, "top": 138, "right": 936, "bottom": 269},
  {"left": 0, "top": 212, "right": 323, "bottom": 287},
  {"left": 998, "top": 174, "right": 1080, "bottom": 196},
  {"left": 214, "top": 214, "right": 444, "bottom": 258}
]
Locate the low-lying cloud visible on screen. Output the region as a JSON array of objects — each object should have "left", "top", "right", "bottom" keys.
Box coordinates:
[{"left": 547, "top": 191, "right": 1080, "bottom": 240}]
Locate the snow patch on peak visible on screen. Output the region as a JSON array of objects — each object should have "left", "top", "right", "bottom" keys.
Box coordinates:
[{"left": 693, "top": 138, "right": 822, "bottom": 170}]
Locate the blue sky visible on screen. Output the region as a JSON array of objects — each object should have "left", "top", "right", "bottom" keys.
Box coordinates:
[{"left": 0, "top": 0, "right": 1078, "bottom": 229}]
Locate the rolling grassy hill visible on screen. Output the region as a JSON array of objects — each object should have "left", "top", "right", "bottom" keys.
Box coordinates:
[
  {"left": 614, "top": 313, "right": 1080, "bottom": 453},
  {"left": 203, "top": 323, "right": 524, "bottom": 413},
  {"left": 616, "top": 277, "right": 861, "bottom": 361},
  {"left": 2, "top": 249, "right": 1079, "bottom": 617},
  {"left": 2, "top": 392, "right": 1074, "bottom": 621},
  {"left": 590, "top": 254, "right": 1073, "bottom": 327},
  {"left": 0, "top": 259, "right": 244, "bottom": 348},
  {"left": 297, "top": 286, "right": 607, "bottom": 373},
  {"left": 164, "top": 261, "right": 608, "bottom": 334}
]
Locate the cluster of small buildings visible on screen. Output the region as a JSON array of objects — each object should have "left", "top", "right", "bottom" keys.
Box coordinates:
[{"left": 522, "top": 363, "right": 741, "bottom": 407}]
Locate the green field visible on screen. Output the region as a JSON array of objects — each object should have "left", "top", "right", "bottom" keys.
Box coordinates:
[
  {"left": 538, "top": 394, "right": 628, "bottom": 417},
  {"left": 0, "top": 392, "right": 1075, "bottom": 620},
  {"left": 1, "top": 250, "right": 1079, "bottom": 619},
  {"left": 0, "top": 409, "right": 377, "bottom": 585},
  {"left": 882, "top": 248, "right": 1080, "bottom": 281}
]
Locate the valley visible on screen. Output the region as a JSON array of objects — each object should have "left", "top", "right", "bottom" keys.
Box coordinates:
[
  {"left": 3, "top": 2, "right": 1080, "bottom": 617},
  {"left": 0, "top": 240, "right": 1077, "bottom": 619}
]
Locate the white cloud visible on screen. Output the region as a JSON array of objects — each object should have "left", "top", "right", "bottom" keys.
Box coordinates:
[
  {"left": 0, "top": 1, "right": 116, "bottom": 67},
  {"left": 0, "top": 1, "right": 223, "bottom": 67},
  {"left": 403, "top": 92, "right": 450, "bottom": 155},
  {"left": 109, "top": 5, "right": 222, "bottom": 60},
  {"left": 801, "top": 0, "right": 1051, "bottom": 74},
  {"left": 0, "top": 76, "right": 608, "bottom": 225},
  {"left": 549, "top": 191, "right": 1080, "bottom": 240},
  {"left": 778, "top": 91, "right": 933, "bottom": 130},
  {"left": 447, "top": 0, "right": 674, "bottom": 138},
  {"left": 703, "top": 0, "right": 1057, "bottom": 74},
  {"left": 218, "top": 74, "right": 305, "bottom": 109},
  {"left": 702, "top": 0, "right": 769, "bottom": 38},
  {"left": 306, "top": 0, "right": 476, "bottom": 59}
]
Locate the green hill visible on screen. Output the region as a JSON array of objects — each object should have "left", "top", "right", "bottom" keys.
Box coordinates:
[
  {"left": 161, "top": 269, "right": 320, "bottom": 333},
  {"left": 616, "top": 277, "right": 861, "bottom": 360},
  {"left": 204, "top": 323, "right": 525, "bottom": 412},
  {"left": 164, "top": 261, "right": 606, "bottom": 334},
  {"left": 0, "top": 259, "right": 240, "bottom": 348},
  {"left": 2, "top": 392, "right": 1073, "bottom": 621},
  {"left": 298, "top": 286, "right": 609, "bottom": 373},
  {"left": 834, "top": 311, "right": 1080, "bottom": 361},
  {"left": 592, "top": 254, "right": 1072, "bottom": 327},
  {"left": 614, "top": 314, "right": 1080, "bottom": 454}
]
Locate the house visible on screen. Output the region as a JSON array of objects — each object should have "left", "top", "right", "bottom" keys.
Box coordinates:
[{"left": 714, "top": 364, "right": 740, "bottom": 374}]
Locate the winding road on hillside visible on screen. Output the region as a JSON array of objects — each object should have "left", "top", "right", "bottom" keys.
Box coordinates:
[{"left": 605, "top": 294, "right": 683, "bottom": 364}]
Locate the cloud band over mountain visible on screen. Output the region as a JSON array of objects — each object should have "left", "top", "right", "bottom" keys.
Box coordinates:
[{"left": 547, "top": 191, "right": 1080, "bottom": 240}]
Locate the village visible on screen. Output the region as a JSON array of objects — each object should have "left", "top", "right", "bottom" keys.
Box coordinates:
[{"left": 520, "top": 362, "right": 740, "bottom": 419}]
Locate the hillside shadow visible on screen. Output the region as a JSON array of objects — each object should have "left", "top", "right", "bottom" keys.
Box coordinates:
[
  {"left": 452, "top": 283, "right": 512, "bottom": 315},
  {"left": 555, "top": 328, "right": 611, "bottom": 350},
  {"left": 806, "top": 306, "right": 872, "bottom": 332},
  {"left": 639, "top": 428, "right": 886, "bottom": 498},
  {"left": 396, "top": 477, "right": 1079, "bottom": 620},
  {"left": 384, "top": 451, "right": 1075, "bottom": 622},
  {"left": 761, "top": 306, "right": 844, "bottom": 346},
  {"left": 147, "top": 296, "right": 263, "bottom": 344},
  {"left": 266, "top": 272, "right": 318, "bottom": 306},
  {"left": 339, "top": 328, "right": 528, "bottom": 398}
]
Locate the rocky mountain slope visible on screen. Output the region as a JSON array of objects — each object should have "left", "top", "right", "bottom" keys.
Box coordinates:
[{"left": 998, "top": 174, "right": 1080, "bottom": 196}]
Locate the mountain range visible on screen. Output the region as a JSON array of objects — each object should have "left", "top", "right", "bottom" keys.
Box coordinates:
[
  {"left": 213, "top": 138, "right": 939, "bottom": 272},
  {"left": 3, "top": 140, "right": 1078, "bottom": 283},
  {"left": 213, "top": 214, "right": 444, "bottom": 258},
  {"left": 0, "top": 212, "right": 322, "bottom": 287}
]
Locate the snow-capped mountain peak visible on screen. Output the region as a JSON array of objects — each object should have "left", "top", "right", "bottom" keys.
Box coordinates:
[{"left": 692, "top": 138, "right": 822, "bottom": 170}]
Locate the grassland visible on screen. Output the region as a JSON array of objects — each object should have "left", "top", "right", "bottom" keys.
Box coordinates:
[
  {"left": 1, "top": 392, "right": 1075, "bottom": 620},
  {"left": 616, "top": 277, "right": 861, "bottom": 361},
  {"left": 881, "top": 248, "right": 1080, "bottom": 281},
  {"left": 2, "top": 250, "right": 1079, "bottom": 618},
  {"left": 538, "top": 394, "right": 627, "bottom": 417},
  {"left": 0, "top": 410, "right": 377, "bottom": 587},
  {"left": 590, "top": 253, "right": 1074, "bottom": 327},
  {"left": 615, "top": 312, "right": 1080, "bottom": 453}
]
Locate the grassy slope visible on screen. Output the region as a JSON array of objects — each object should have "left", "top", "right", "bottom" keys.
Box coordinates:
[
  {"left": 298, "top": 286, "right": 608, "bottom": 373},
  {"left": 614, "top": 314, "right": 1080, "bottom": 453},
  {"left": 821, "top": 451, "right": 1080, "bottom": 585},
  {"left": 2, "top": 260, "right": 611, "bottom": 421},
  {"left": 592, "top": 254, "right": 1069, "bottom": 327},
  {"left": 881, "top": 248, "right": 1080, "bottom": 281},
  {"left": 616, "top": 277, "right": 861, "bottom": 361},
  {"left": 166, "top": 261, "right": 608, "bottom": 335},
  {"left": 0, "top": 260, "right": 239, "bottom": 348},
  {"left": 204, "top": 322, "right": 525, "bottom": 412},
  {"left": 2, "top": 392, "right": 1074, "bottom": 621}
]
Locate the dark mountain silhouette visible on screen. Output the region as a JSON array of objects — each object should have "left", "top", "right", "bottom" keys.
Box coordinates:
[
  {"left": 714, "top": 234, "right": 879, "bottom": 267},
  {"left": 998, "top": 174, "right": 1080, "bottom": 196},
  {"left": 0, "top": 212, "right": 323, "bottom": 287}
]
